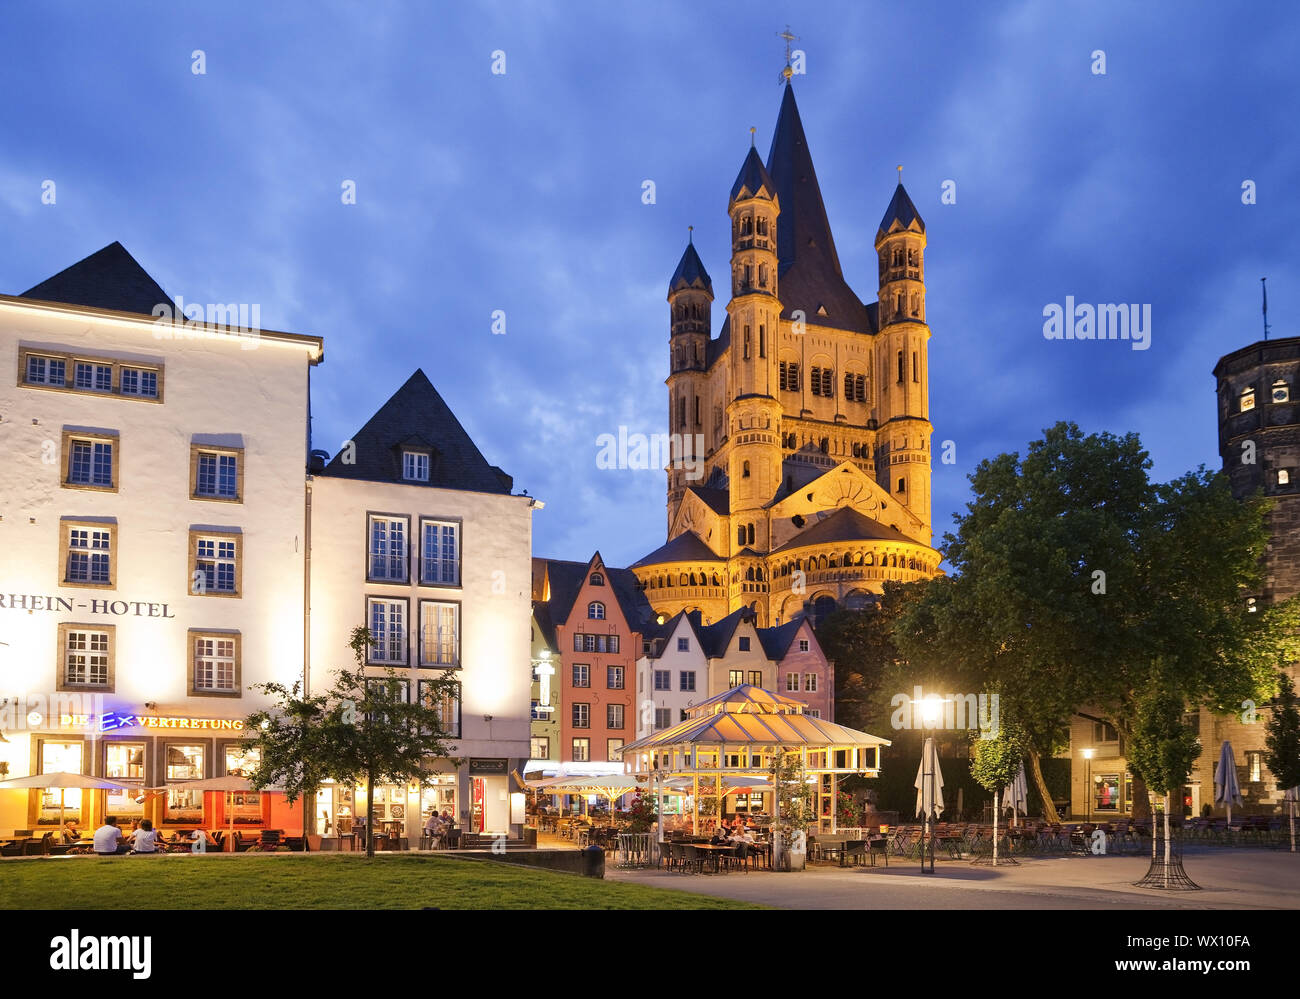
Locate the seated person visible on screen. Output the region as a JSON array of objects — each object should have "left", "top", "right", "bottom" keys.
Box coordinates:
[
  {"left": 710, "top": 825, "right": 730, "bottom": 845},
  {"left": 730, "top": 825, "right": 756, "bottom": 845},
  {"left": 93, "top": 816, "right": 128, "bottom": 856},
  {"left": 60, "top": 819, "right": 82, "bottom": 844},
  {"left": 130, "top": 819, "right": 162, "bottom": 854}
]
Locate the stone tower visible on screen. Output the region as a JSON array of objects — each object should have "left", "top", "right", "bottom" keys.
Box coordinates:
[
  {"left": 874, "top": 183, "right": 933, "bottom": 544},
  {"left": 666, "top": 237, "right": 713, "bottom": 529}
]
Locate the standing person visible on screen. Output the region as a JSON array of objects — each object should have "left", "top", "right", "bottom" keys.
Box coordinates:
[
  {"left": 93, "top": 816, "right": 125, "bottom": 856},
  {"left": 130, "top": 819, "right": 162, "bottom": 854}
]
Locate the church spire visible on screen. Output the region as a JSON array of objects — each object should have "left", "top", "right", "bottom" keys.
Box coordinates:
[
  {"left": 668, "top": 238, "right": 713, "bottom": 297},
  {"left": 878, "top": 181, "right": 926, "bottom": 237},
  {"left": 729, "top": 145, "right": 777, "bottom": 206}
]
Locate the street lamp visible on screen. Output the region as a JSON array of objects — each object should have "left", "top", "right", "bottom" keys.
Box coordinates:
[{"left": 1082, "top": 748, "right": 1095, "bottom": 823}]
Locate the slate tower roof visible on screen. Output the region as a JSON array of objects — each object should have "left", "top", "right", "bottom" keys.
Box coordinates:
[
  {"left": 21, "top": 241, "right": 172, "bottom": 317},
  {"left": 320, "top": 369, "right": 513, "bottom": 494},
  {"left": 668, "top": 240, "right": 713, "bottom": 297},
  {"left": 764, "top": 83, "right": 872, "bottom": 335},
  {"left": 878, "top": 182, "right": 925, "bottom": 236}
]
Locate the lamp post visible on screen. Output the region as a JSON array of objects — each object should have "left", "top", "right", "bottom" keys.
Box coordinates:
[{"left": 1082, "top": 748, "right": 1094, "bottom": 823}]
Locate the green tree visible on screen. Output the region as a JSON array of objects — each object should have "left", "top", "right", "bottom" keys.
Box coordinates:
[
  {"left": 893, "top": 422, "right": 1299, "bottom": 823},
  {"left": 246, "top": 626, "right": 461, "bottom": 858},
  {"left": 817, "top": 598, "right": 903, "bottom": 731},
  {"left": 1263, "top": 672, "right": 1300, "bottom": 852},
  {"left": 969, "top": 720, "right": 1025, "bottom": 864},
  {"left": 1127, "top": 673, "right": 1201, "bottom": 878}
]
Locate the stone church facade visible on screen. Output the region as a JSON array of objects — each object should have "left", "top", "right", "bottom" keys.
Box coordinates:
[{"left": 631, "top": 83, "right": 941, "bottom": 627}]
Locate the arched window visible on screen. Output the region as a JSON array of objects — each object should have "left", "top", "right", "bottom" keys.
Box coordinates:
[
  {"left": 897, "top": 351, "right": 904, "bottom": 383},
  {"left": 746, "top": 567, "right": 755, "bottom": 581},
  {"left": 588, "top": 601, "right": 606, "bottom": 620},
  {"left": 743, "top": 326, "right": 751, "bottom": 360},
  {"left": 679, "top": 573, "right": 689, "bottom": 586},
  {"left": 589, "top": 572, "right": 605, "bottom": 586},
  {"left": 912, "top": 351, "right": 919, "bottom": 379},
  {"left": 897, "top": 478, "right": 906, "bottom": 493},
  {"left": 892, "top": 247, "right": 903, "bottom": 267},
  {"left": 747, "top": 524, "right": 756, "bottom": 546},
  {"left": 759, "top": 324, "right": 765, "bottom": 358},
  {"left": 737, "top": 525, "right": 746, "bottom": 546},
  {"left": 855, "top": 374, "right": 866, "bottom": 401},
  {"left": 743, "top": 461, "right": 751, "bottom": 478},
  {"left": 819, "top": 437, "right": 829, "bottom": 454}
]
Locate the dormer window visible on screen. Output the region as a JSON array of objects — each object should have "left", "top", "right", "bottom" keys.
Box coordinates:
[
  {"left": 1240, "top": 388, "right": 1256, "bottom": 413},
  {"left": 1272, "top": 380, "right": 1289, "bottom": 404},
  {"left": 589, "top": 572, "right": 605, "bottom": 586},
  {"left": 403, "top": 451, "right": 430, "bottom": 481}
]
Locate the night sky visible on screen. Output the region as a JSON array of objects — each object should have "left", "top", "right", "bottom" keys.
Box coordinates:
[{"left": 3, "top": 1, "right": 1297, "bottom": 568}]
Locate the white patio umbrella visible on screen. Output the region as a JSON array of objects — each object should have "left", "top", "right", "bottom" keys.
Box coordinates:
[
  {"left": 914, "top": 738, "right": 944, "bottom": 872},
  {"left": 1284, "top": 785, "right": 1298, "bottom": 853},
  {"left": 1004, "top": 763, "right": 1029, "bottom": 826},
  {"left": 1214, "top": 741, "right": 1243, "bottom": 825},
  {"left": 0, "top": 772, "right": 132, "bottom": 830}
]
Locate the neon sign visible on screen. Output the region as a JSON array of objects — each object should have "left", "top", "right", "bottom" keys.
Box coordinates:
[{"left": 58, "top": 713, "right": 245, "bottom": 732}]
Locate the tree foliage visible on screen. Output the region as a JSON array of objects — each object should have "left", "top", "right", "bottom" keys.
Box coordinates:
[
  {"left": 1264, "top": 672, "right": 1300, "bottom": 794},
  {"left": 893, "top": 422, "right": 1299, "bottom": 823},
  {"left": 245, "top": 626, "right": 461, "bottom": 857}
]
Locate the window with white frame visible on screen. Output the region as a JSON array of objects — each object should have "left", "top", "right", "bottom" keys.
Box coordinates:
[
  {"left": 403, "top": 451, "right": 430, "bottom": 482},
  {"left": 804, "top": 673, "right": 818, "bottom": 692},
  {"left": 119, "top": 367, "right": 158, "bottom": 398},
  {"left": 419, "top": 601, "right": 459, "bottom": 666},
  {"left": 680, "top": 671, "right": 696, "bottom": 691},
  {"left": 192, "top": 634, "right": 238, "bottom": 693},
  {"left": 367, "top": 598, "right": 407, "bottom": 664},
  {"left": 74, "top": 361, "right": 113, "bottom": 392},
  {"left": 572, "top": 739, "right": 590, "bottom": 762},
  {"left": 729, "top": 670, "right": 743, "bottom": 688},
  {"left": 194, "top": 535, "right": 238, "bottom": 594},
  {"left": 66, "top": 436, "right": 115, "bottom": 489},
  {"left": 64, "top": 628, "right": 111, "bottom": 686},
  {"left": 807, "top": 709, "right": 821, "bottom": 719},
  {"left": 194, "top": 450, "right": 239, "bottom": 500},
  {"left": 530, "top": 737, "right": 550, "bottom": 759},
  {"left": 607, "top": 665, "right": 624, "bottom": 689},
  {"left": 588, "top": 601, "right": 606, "bottom": 620},
  {"left": 572, "top": 703, "right": 590, "bottom": 728},
  {"left": 574, "top": 633, "right": 619, "bottom": 653},
  {"left": 654, "top": 670, "right": 671, "bottom": 691},
  {"left": 677, "top": 637, "right": 690, "bottom": 652},
  {"left": 748, "top": 670, "right": 763, "bottom": 687},
  {"left": 26, "top": 354, "right": 66, "bottom": 386},
  {"left": 654, "top": 708, "right": 672, "bottom": 730},
  {"left": 798, "top": 639, "right": 810, "bottom": 652},
  {"left": 65, "top": 525, "right": 111, "bottom": 584},
  {"left": 572, "top": 663, "right": 590, "bottom": 687},
  {"left": 607, "top": 738, "right": 624, "bottom": 760},
  {"left": 607, "top": 704, "right": 624, "bottom": 729},
  {"left": 786, "top": 673, "right": 799, "bottom": 692},
  {"left": 368, "top": 515, "right": 408, "bottom": 582},
  {"left": 419, "top": 679, "right": 461, "bottom": 737},
  {"left": 419, "top": 519, "right": 459, "bottom": 585}
]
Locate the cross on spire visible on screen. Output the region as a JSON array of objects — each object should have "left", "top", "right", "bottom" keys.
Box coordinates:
[{"left": 778, "top": 25, "right": 799, "bottom": 81}]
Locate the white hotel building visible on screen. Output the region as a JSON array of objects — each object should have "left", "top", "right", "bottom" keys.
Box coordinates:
[{"left": 0, "top": 242, "right": 535, "bottom": 842}]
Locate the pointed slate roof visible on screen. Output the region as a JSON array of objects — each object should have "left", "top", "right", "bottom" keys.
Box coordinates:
[
  {"left": 764, "top": 83, "right": 872, "bottom": 336},
  {"left": 757, "top": 617, "right": 807, "bottom": 661},
  {"left": 21, "top": 241, "right": 173, "bottom": 317},
  {"left": 698, "top": 607, "right": 756, "bottom": 659},
  {"left": 320, "top": 369, "right": 513, "bottom": 494},
  {"left": 878, "top": 182, "right": 925, "bottom": 236},
  {"left": 534, "top": 556, "right": 655, "bottom": 632},
  {"left": 770, "top": 506, "right": 915, "bottom": 553},
  {"left": 631, "top": 530, "right": 725, "bottom": 568},
  {"left": 686, "top": 485, "right": 730, "bottom": 516},
  {"left": 668, "top": 241, "right": 713, "bottom": 297},
  {"left": 729, "top": 145, "right": 778, "bottom": 205}
]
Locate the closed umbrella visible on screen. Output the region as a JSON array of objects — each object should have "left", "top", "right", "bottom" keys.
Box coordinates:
[
  {"left": 1004, "top": 763, "right": 1029, "bottom": 826},
  {"left": 1213, "top": 741, "right": 1242, "bottom": 825},
  {"left": 914, "top": 738, "right": 944, "bottom": 873}
]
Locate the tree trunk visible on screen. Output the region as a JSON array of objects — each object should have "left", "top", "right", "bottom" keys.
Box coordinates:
[
  {"left": 1130, "top": 774, "right": 1151, "bottom": 822},
  {"left": 1028, "top": 749, "right": 1059, "bottom": 824},
  {"left": 1170, "top": 796, "right": 1180, "bottom": 889},
  {"left": 366, "top": 771, "right": 376, "bottom": 859},
  {"left": 992, "top": 788, "right": 1000, "bottom": 866},
  {"left": 1290, "top": 801, "right": 1295, "bottom": 853},
  {"left": 301, "top": 794, "right": 310, "bottom": 852}
]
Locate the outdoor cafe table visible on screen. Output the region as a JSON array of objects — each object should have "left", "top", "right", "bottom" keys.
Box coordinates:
[{"left": 691, "top": 843, "right": 736, "bottom": 874}]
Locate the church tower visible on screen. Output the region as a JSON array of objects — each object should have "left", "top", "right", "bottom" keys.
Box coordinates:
[
  {"left": 874, "top": 180, "right": 933, "bottom": 543},
  {"left": 725, "top": 143, "right": 783, "bottom": 552},
  {"left": 666, "top": 235, "right": 713, "bottom": 528}
]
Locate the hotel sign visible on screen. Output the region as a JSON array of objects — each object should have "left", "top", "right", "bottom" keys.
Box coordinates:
[
  {"left": 468, "top": 758, "right": 508, "bottom": 776},
  {"left": 0, "top": 594, "right": 176, "bottom": 617},
  {"left": 59, "top": 713, "right": 245, "bottom": 732}
]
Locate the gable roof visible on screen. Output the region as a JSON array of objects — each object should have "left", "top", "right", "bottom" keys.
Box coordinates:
[
  {"left": 687, "top": 485, "right": 731, "bottom": 516},
  {"left": 22, "top": 241, "right": 172, "bottom": 317},
  {"left": 535, "top": 555, "right": 655, "bottom": 632},
  {"left": 319, "top": 369, "right": 512, "bottom": 494},
  {"left": 698, "top": 606, "right": 758, "bottom": 658},
  {"left": 532, "top": 600, "right": 559, "bottom": 653},
  {"left": 757, "top": 617, "right": 807, "bottom": 660},
  {"left": 631, "top": 530, "right": 724, "bottom": 568},
  {"left": 770, "top": 505, "right": 915, "bottom": 554},
  {"left": 765, "top": 84, "right": 874, "bottom": 337}
]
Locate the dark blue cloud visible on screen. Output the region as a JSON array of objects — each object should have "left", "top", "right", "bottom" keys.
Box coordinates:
[{"left": 2, "top": 1, "right": 1296, "bottom": 568}]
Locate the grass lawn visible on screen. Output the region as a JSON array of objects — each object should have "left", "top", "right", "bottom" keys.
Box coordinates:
[{"left": 0, "top": 853, "right": 766, "bottom": 910}]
